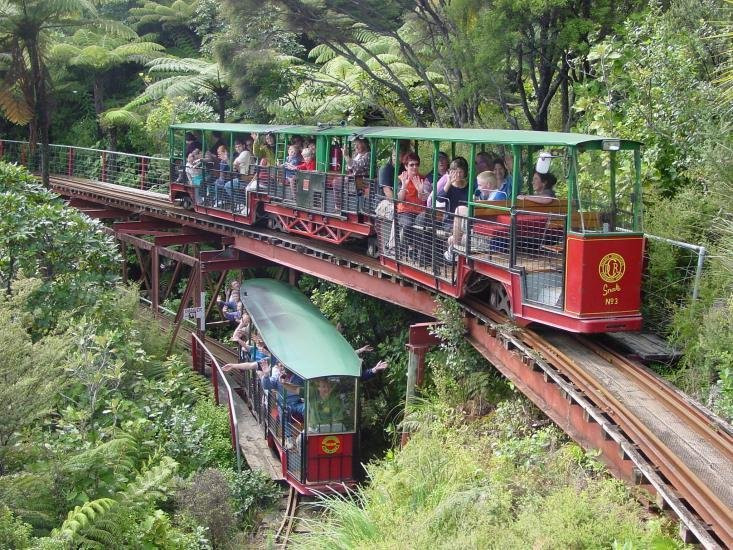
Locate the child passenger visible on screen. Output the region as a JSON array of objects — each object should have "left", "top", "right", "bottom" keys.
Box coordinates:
[{"left": 475, "top": 170, "right": 507, "bottom": 201}]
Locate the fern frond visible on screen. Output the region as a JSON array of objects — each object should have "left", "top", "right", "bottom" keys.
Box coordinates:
[
  {"left": 113, "top": 42, "right": 165, "bottom": 58},
  {"left": 119, "top": 456, "right": 177, "bottom": 505},
  {"left": 0, "top": 87, "right": 32, "bottom": 125},
  {"left": 53, "top": 497, "right": 117, "bottom": 544},
  {"left": 100, "top": 108, "right": 142, "bottom": 128},
  {"left": 310, "top": 43, "right": 338, "bottom": 64}
]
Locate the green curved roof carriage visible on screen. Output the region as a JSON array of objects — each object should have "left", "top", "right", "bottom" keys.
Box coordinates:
[{"left": 241, "top": 279, "right": 362, "bottom": 380}]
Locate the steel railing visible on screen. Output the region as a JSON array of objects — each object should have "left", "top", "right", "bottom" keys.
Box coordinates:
[
  {"left": 191, "top": 332, "right": 242, "bottom": 472},
  {"left": 0, "top": 139, "right": 170, "bottom": 194}
]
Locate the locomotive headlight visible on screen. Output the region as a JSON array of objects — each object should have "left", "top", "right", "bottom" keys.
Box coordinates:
[{"left": 602, "top": 139, "right": 621, "bottom": 151}]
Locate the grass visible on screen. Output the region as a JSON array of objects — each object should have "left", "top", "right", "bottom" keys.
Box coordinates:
[{"left": 295, "top": 398, "right": 686, "bottom": 550}]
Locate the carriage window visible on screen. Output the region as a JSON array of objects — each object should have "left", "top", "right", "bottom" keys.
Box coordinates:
[
  {"left": 574, "top": 149, "right": 640, "bottom": 233},
  {"left": 307, "top": 376, "right": 357, "bottom": 434}
]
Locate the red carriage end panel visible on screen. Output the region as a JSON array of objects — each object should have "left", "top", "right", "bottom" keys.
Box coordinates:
[
  {"left": 564, "top": 235, "right": 644, "bottom": 317},
  {"left": 306, "top": 433, "right": 354, "bottom": 483}
]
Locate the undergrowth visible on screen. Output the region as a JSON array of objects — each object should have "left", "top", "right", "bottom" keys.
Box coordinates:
[{"left": 296, "top": 399, "right": 686, "bottom": 549}]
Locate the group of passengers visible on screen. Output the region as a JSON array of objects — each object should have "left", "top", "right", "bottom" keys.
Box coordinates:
[
  {"left": 373, "top": 143, "right": 558, "bottom": 261},
  {"left": 217, "top": 278, "right": 388, "bottom": 447}
]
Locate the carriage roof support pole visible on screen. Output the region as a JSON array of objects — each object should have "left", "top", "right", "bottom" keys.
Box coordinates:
[
  {"left": 467, "top": 143, "right": 477, "bottom": 217},
  {"left": 431, "top": 141, "right": 439, "bottom": 208},
  {"left": 368, "top": 139, "right": 376, "bottom": 179},
  {"left": 392, "top": 139, "right": 399, "bottom": 196},
  {"left": 634, "top": 148, "right": 642, "bottom": 232},
  {"left": 511, "top": 145, "right": 521, "bottom": 206}
]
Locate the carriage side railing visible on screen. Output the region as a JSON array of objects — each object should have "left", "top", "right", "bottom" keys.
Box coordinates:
[{"left": 0, "top": 139, "right": 170, "bottom": 193}]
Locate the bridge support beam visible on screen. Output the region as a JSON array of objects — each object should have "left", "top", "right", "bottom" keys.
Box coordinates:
[{"left": 401, "top": 323, "right": 441, "bottom": 447}]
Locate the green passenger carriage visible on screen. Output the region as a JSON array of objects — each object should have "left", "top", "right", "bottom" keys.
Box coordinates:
[
  {"left": 237, "top": 279, "right": 361, "bottom": 495},
  {"left": 169, "top": 123, "right": 645, "bottom": 333}
]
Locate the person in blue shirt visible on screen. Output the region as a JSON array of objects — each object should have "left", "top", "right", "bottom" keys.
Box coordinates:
[
  {"left": 493, "top": 158, "right": 512, "bottom": 196},
  {"left": 475, "top": 171, "right": 507, "bottom": 201},
  {"left": 213, "top": 145, "right": 232, "bottom": 204}
]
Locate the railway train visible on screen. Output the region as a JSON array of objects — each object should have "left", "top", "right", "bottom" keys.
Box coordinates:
[
  {"left": 169, "top": 122, "right": 644, "bottom": 333},
  {"left": 236, "top": 278, "right": 362, "bottom": 495}
]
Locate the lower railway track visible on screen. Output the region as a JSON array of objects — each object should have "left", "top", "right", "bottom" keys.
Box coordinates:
[{"left": 51, "top": 175, "right": 733, "bottom": 548}]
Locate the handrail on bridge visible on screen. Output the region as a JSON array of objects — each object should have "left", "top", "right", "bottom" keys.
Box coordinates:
[{"left": 0, "top": 138, "right": 168, "bottom": 162}]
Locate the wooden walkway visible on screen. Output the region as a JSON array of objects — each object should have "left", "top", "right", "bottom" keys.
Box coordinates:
[
  {"left": 604, "top": 331, "right": 682, "bottom": 363},
  {"left": 230, "top": 391, "right": 284, "bottom": 481}
]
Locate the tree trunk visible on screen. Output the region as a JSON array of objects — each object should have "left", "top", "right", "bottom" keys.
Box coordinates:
[
  {"left": 93, "top": 77, "right": 105, "bottom": 142},
  {"left": 217, "top": 93, "right": 226, "bottom": 122},
  {"left": 28, "top": 38, "right": 50, "bottom": 188}
]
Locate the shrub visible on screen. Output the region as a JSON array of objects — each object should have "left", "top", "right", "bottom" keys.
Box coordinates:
[
  {"left": 224, "top": 470, "right": 281, "bottom": 529},
  {"left": 0, "top": 506, "right": 33, "bottom": 549},
  {"left": 297, "top": 399, "right": 681, "bottom": 549},
  {"left": 175, "top": 468, "right": 237, "bottom": 547}
]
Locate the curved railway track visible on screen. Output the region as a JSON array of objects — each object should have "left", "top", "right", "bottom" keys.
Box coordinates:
[
  {"left": 51, "top": 175, "right": 733, "bottom": 548},
  {"left": 465, "top": 301, "right": 733, "bottom": 548},
  {"left": 274, "top": 486, "right": 300, "bottom": 548}
]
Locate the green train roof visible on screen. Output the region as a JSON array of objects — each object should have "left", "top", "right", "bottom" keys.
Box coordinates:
[
  {"left": 240, "top": 279, "right": 361, "bottom": 380},
  {"left": 171, "top": 122, "right": 640, "bottom": 147}
]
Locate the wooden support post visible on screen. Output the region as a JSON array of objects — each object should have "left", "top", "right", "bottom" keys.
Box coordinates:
[
  {"left": 167, "top": 260, "right": 199, "bottom": 356},
  {"left": 162, "top": 260, "right": 184, "bottom": 302},
  {"left": 288, "top": 268, "right": 300, "bottom": 286},
  {"left": 133, "top": 246, "right": 152, "bottom": 292},
  {"left": 206, "top": 271, "right": 227, "bottom": 321},
  {"left": 400, "top": 344, "right": 420, "bottom": 447},
  {"left": 120, "top": 240, "right": 128, "bottom": 284}
]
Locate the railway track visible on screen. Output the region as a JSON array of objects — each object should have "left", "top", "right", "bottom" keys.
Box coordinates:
[
  {"left": 274, "top": 486, "right": 301, "bottom": 548},
  {"left": 52, "top": 175, "right": 733, "bottom": 548},
  {"left": 465, "top": 301, "right": 733, "bottom": 548}
]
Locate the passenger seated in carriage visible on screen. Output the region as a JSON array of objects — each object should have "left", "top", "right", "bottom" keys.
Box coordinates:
[
  {"left": 233, "top": 138, "right": 255, "bottom": 177},
  {"left": 519, "top": 171, "right": 557, "bottom": 203},
  {"left": 444, "top": 170, "right": 507, "bottom": 261},
  {"left": 475, "top": 170, "right": 506, "bottom": 201},
  {"left": 295, "top": 147, "right": 315, "bottom": 171},
  {"left": 308, "top": 378, "right": 346, "bottom": 431}
]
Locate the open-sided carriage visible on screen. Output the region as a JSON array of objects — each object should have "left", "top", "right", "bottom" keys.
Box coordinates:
[
  {"left": 169, "top": 122, "right": 645, "bottom": 333},
  {"left": 235, "top": 279, "right": 360, "bottom": 495}
]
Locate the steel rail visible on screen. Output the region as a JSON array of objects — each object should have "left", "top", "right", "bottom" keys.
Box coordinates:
[
  {"left": 464, "top": 301, "right": 730, "bottom": 548},
  {"left": 579, "top": 337, "right": 733, "bottom": 455},
  {"left": 523, "top": 333, "right": 732, "bottom": 546},
  {"left": 274, "top": 486, "right": 299, "bottom": 547}
]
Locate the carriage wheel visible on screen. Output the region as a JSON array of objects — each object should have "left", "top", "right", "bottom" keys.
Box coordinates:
[
  {"left": 465, "top": 273, "right": 491, "bottom": 294},
  {"left": 489, "top": 282, "right": 512, "bottom": 319}
]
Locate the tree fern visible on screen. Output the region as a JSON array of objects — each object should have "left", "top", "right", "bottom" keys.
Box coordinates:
[
  {"left": 118, "top": 455, "right": 178, "bottom": 506},
  {"left": 52, "top": 498, "right": 117, "bottom": 545}
]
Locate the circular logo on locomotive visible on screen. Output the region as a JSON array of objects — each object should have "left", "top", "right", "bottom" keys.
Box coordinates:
[
  {"left": 321, "top": 435, "right": 341, "bottom": 455},
  {"left": 598, "top": 253, "right": 626, "bottom": 283}
]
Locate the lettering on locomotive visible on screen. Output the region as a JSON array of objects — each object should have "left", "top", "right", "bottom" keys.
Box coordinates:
[
  {"left": 321, "top": 435, "right": 341, "bottom": 454},
  {"left": 602, "top": 283, "right": 621, "bottom": 296},
  {"left": 598, "top": 253, "right": 626, "bottom": 283}
]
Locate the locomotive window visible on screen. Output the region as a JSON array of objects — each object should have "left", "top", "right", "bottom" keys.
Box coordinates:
[
  {"left": 307, "top": 376, "right": 357, "bottom": 434},
  {"left": 574, "top": 149, "right": 640, "bottom": 233}
]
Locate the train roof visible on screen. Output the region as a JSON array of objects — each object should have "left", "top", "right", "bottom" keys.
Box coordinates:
[
  {"left": 171, "top": 122, "right": 641, "bottom": 148},
  {"left": 240, "top": 278, "right": 361, "bottom": 380}
]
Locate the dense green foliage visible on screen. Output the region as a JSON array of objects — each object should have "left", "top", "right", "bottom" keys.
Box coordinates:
[
  {"left": 1, "top": 0, "right": 732, "bottom": 544},
  {"left": 296, "top": 399, "right": 684, "bottom": 549},
  {"left": 0, "top": 162, "right": 280, "bottom": 548}
]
